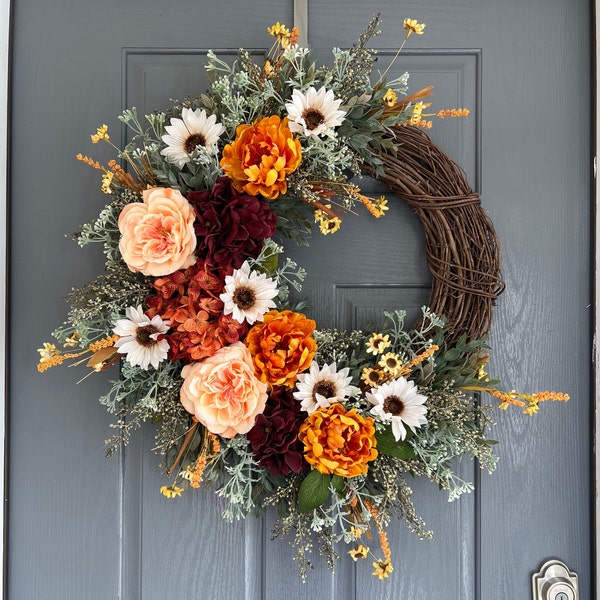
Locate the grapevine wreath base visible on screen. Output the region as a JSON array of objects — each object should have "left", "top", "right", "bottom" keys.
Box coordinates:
[
  {"left": 377, "top": 124, "right": 505, "bottom": 345},
  {"left": 37, "top": 16, "right": 566, "bottom": 580}
]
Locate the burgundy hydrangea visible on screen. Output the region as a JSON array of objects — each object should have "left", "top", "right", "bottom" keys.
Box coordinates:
[
  {"left": 247, "top": 387, "right": 308, "bottom": 477},
  {"left": 187, "top": 177, "right": 278, "bottom": 270}
]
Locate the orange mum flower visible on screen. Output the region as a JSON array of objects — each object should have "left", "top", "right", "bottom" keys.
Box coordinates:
[
  {"left": 245, "top": 309, "right": 316, "bottom": 387},
  {"left": 299, "top": 403, "right": 378, "bottom": 477},
  {"left": 220, "top": 115, "right": 302, "bottom": 200}
]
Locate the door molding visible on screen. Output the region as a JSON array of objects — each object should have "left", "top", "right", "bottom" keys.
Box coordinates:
[{"left": 595, "top": 2, "right": 599, "bottom": 596}]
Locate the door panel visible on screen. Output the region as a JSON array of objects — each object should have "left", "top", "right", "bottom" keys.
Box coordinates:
[{"left": 10, "top": 0, "right": 591, "bottom": 598}]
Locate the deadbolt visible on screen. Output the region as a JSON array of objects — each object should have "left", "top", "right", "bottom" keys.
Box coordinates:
[{"left": 532, "top": 559, "right": 578, "bottom": 600}]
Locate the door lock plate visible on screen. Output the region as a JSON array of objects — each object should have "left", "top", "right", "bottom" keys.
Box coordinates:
[{"left": 532, "top": 559, "right": 578, "bottom": 600}]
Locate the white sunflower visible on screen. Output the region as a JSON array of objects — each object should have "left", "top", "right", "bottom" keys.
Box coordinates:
[
  {"left": 293, "top": 362, "right": 358, "bottom": 413},
  {"left": 160, "top": 107, "right": 225, "bottom": 168},
  {"left": 219, "top": 261, "right": 279, "bottom": 325},
  {"left": 112, "top": 306, "right": 170, "bottom": 370},
  {"left": 285, "top": 86, "right": 346, "bottom": 138},
  {"left": 366, "top": 376, "right": 428, "bottom": 441}
]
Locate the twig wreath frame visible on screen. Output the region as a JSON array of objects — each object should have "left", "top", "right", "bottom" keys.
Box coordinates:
[{"left": 377, "top": 125, "right": 505, "bottom": 345}]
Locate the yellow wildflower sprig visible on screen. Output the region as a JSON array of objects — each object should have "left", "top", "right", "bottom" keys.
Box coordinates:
[
  {"left": 85, "top": 124, "right": 156, "bottom": 193},
  {"left": 397, "top": 345, "right": 439, "bottom": 377},
  {"left": 376, "top": 17, "right": 426, "bottom": 86},
  {"left": 344, "top": 494, "right": 409, "bottom": 579},
  {"left": 265, "top": 22, "right": 300, "bottom": 73},
  {"left": 363, "top": 500, "right": 394, "bottom": 579},
  {"left": 162, "top": 422, "right": 224, "bottom": 497},
  {"left": 403, "top": 18, "right": 426, "bottom": 38},
  {"left": 76, "top": 152, "right": 143, "bottom": 195},
  {"left": 462, "top": 385, "right": 570, "bottom": 415},
  {"left": 189, "top": 430, "right": 221, "bottom": 489},
  {"left": 304, "top": 180, "right": 385, "bottom": 235},
  {"left": 314, "top": 208, "right": 342, "bottom": 235},
  {"left": 37, "top": 335, "right": 119, "bottom": 373},
  {"left": 359, "top": 195, "right": 389, "bottom": 219},
  {"left": 437, "top": 108, "right": 471, "bottom": 118},
  {"left": 305, "top": 180, "right": 390, "bottom": 226},
  {"left": 361, "top": 344, "right": 439, "bottom": 390},
  {"left": 404, "top": 102, "right": 471, "bottom": 129},
  {"left": 159, "top": 485, "right": 184, "bottom": 499}
]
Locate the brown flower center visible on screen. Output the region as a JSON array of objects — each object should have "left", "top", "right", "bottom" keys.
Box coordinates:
[
  {"left": 233, "top": 286, "right": 256, "bottom": 309},
  {"left": 303, "top": 108, "right": 325, "bottom": 130},
  {"left": 314, "top": 380, "right": 335, "bottom": 399},
  {"left": 367, "top": 370, "right": 382, "bottom": 384},
  {"left": 383, "top": 395, "right": 404, "bottom": 415},
  {"left": 136, "top": 325, "right": 159, "bottom": 347},
  {"left": 184, "top": 133, "right": 207, "bottom": 153}
]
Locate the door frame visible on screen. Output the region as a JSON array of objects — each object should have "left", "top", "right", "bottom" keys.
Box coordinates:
[
  {"left": 595, "top": 2, "right": 599, "bottom": 595},
  {"left": 1, "top": 0, "right": 10, "bottom": 597},
  {"left": 0, "top": 3, "right": 596, "bottom": 599}
]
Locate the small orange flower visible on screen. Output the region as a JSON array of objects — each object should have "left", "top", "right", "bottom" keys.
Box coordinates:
[
  {"left": 245, "top": 309, "right": 317, "bottom": 387},
  {"left": 220, "top": 115, "right": 302, "bottom": 200},
  {"left": 298, "top": 403, "right": 378, "bottom": 477}
]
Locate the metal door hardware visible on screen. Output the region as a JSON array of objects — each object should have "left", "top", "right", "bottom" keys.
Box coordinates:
[{"left": 532, "top": 559, "right": 578, "bottom": 600}]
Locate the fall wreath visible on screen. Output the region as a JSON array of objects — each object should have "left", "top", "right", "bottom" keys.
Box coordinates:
[{"left": 37, "top": 16, "right": 567, "bottom": 579}]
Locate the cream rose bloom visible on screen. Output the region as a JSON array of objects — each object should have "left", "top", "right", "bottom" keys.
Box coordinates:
[
  {"left": 118, "top": 187, "right": 197, "bottom": 277},
  {"left": 180, "top": 342, "right": 268, "bottom": 439}
]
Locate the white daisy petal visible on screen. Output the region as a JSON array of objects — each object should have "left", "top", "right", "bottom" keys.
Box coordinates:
[
  {"left": 285, "top": 86, "right": 346, "bottom": 138},
  {"left": 219, "top": 261, "right": 278, "bottom": 325},
  {"left": 391, "top": 418, "right": 407, "bottom": 442},
  {"left": 160, "top": 107, "right": 225, "bottom": 168},
  {"left": 294, "top": 362, "right": 357, "bottom": 413},
  {"left": 367, "top": 376, "right": 428, "bottom": 441},
  {"left": 112, "top": 305, "right": 171, "bottom": 371}
]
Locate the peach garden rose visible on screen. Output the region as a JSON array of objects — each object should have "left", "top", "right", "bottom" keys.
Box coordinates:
[
  {"left": 118, "top": 186, "right": 197, "bottom": 277},
  {"left": 179, "top": 342, "right": 268, "bottom": 439}
]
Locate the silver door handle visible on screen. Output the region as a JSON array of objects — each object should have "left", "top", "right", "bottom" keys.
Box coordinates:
[{"left": 532, "top": 559, "right": 579, "bottom": 600}]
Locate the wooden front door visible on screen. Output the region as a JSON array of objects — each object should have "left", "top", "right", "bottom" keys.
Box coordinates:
[{"left": 9, "top": 0, "right": 591, "bottom": 598}]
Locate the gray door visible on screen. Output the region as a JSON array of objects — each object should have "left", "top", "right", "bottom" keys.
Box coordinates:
[{"left": 10, "top": 0, "right": 591, "bottom": 598}]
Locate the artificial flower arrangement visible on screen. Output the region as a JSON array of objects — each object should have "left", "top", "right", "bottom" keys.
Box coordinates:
[{"left": 37, "top": 16, "right": 568, "bottom": 580}]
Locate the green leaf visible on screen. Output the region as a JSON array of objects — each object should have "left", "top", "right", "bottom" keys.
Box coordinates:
[
  {"left": 261, "top": 251, "right": 279, "bottom": 276},
  {"left": 331, "top": 474, "right": 345, "bottom": 494},
  {"left": 375, "top": 426, "right": 416, "bottom": 460},
  {"left": 443, "top": 348, "right": 462, "bottom": 362},
  {"left": 298, "top": 470, "right": 331, "bottom": 513}
]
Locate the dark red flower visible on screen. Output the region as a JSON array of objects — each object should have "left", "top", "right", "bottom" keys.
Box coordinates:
[
  {"left": 247, "top": 387, "right": 307, "bottom": 476},
  {"left": 187, "top": 177, "right": 277, "bottom": 270}
]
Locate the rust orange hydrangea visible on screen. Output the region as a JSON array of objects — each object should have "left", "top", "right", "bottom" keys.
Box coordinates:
[
  {"left": 220, "top": 115, "right": 302, "bottom": 200},
  {"left": 245, "top": 309, "right": 316, "bottom": 387},
  {"left": 298, "top": 403, "right": 378, "bottom": 477}
]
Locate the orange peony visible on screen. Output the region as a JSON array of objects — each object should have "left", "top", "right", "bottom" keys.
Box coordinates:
[
  {"left": 179, "top": 342, "right": 268, "bottom": 439},
  {"left": 220, "top": 115, "right": 302, "bottom": 200},
  {"left": 118, "top": 187, "right": 197, "bottom": 277},
  {"left": 298, "top": 403, "right": 378, "bottom": 477},
  {"left": 245, "top": 309, "right": 316, "bottom": 388}
]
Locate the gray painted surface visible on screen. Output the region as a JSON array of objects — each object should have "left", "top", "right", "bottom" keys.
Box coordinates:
[{"left": 9, "top": 0, "right": 591, "bottom": 598}]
